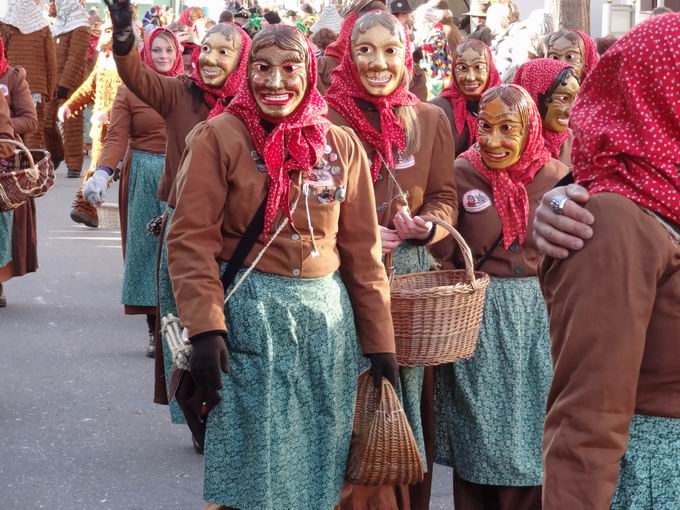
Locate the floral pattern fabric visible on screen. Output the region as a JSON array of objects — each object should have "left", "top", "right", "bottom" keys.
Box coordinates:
[
  {"left": 435, "top": 276, "right": 552, "bottom": 486},
  {"left": 0, "top": 209, "right": 13, "bottom": 266}
]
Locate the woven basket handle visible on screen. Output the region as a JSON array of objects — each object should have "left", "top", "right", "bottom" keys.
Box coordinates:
[
  {"left": 1, "top": 138, "right": 38, "bottom": 180},
  {"left": 421, "top": 216, "right": 477, "bottom": 285}
]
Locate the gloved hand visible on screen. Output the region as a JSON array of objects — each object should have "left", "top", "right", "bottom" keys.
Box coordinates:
[
  {"left": 103, "top": 0, "right": 135, "bottom": 54},
  {"left": 54, "top": 86, "right": 69, "bottom": 100},
  {"left": 367, "top": 352, "right": 399, "bottom": 388},
  {"left": 83, "top": 168, "right": 112, "bottom": 206},
  {"left": 189, "top": 333, "right": 230, "bottom": 414}
]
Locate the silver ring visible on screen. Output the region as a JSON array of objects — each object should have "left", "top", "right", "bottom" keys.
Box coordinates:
[{"left": 549, "top": 195, "right": 569, "bottom": 216}]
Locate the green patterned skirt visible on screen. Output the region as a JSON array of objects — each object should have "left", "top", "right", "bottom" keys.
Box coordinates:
[
  {"left": 121, "top": 150, "right": 164, "bottom": 308},
  {"left": 203, "top": 269, "right": 362, "bottom": 509},
  {"left": 611, "top": 414, "right": 680, "bottom": 509},
  {"left": 435, "top": 276, "right": 552, "bottom": 486},
  {"left": 158, "top": 207, "right": 185, "bottom": 424},
  {"left": 0, "top": 210, "right": 13, "bottom": 267}
]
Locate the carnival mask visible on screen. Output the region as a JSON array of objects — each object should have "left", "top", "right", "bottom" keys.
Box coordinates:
[
  {"left": 478, "top": 97, "right": 526, "bottom": 169},
  {"left": 454, "top": 48, "right": 489, "bottom": 98},
  {"left": 547, "top": 36, "right": 585, "bottom": 82},
  {"left": 250, "top": 45, "right": 308, "bottom": 118},
  {"left": 543, "top": 74, "right": 580, "bottom": 133},
  {"left": 150, "top": 35, "right": 177, "bottom": 74},
  {"left": 353, "top": 24, "right": 406, "bottom": 97},
  {"left": 199, "top": 32, "right": 242, "bottom": 87}
]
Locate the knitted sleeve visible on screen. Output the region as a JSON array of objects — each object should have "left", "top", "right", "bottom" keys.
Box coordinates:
[
  {"left": 44, "top": 29, "right": 58, "bottom": 98},
  {"left": 59, "top": 26, "right": 90, "bottom": 92},
  {"left": 64, "top": 65, "right": 96, "bottom": 113}
]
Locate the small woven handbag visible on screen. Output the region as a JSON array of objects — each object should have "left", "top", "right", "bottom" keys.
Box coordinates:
[{"left": 0, "top": 139, "right": 55, "bottom": 212}]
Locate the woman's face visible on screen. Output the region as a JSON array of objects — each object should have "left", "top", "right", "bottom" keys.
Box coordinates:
[
  {"left": 543, "top": 74, "right": 580, "bottom": 133},
  {"left": 352, "top": 24, "right": 405, "bottom": 97},
  {"left": 547, "top": 36, "right": 584, "bottom": 81},
  {"left": 250, "top": 45, "right": 308, "bottom": 118},
  {"left": 151, "top": 35, "right": 177, "bottom": 74},
  {"left": 478, "top": 97, "right": 525, "bottom": 169},
  {"left": 453, "top": 48, "right": 489, "bottom": 98},
  {"left": 198, "top": 32, "right": 241, "bottom": 87}
]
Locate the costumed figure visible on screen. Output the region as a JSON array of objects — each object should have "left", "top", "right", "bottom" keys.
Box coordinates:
[
  {"left": 104, "top": 0, "right": 251, "bottom": 442},
  {"left": 432, "top": 84, "right": 568, "bottom": 509},
  {"left": 0, "top": 0, "right": 57, "bottom": 150},
  {"left": 63, "top": 22, "right": 123, "bottom": 226},
  {"left": 540, "top": 13, "right": 680, "bottom": 509},
  {"left": 167, "top": 24, "right": 398, "bottom": 509},
  {"left": 513, "top": 58, "right": 580, "bottom": 167},
  {"left": 0, "top": 91, "right": 15, "bottom": 158},
  {"left": 546, "top": 28, "right": 599, "bottom": 83},
  {"left": 430, "top": 39, "right": 500, "bottom": 155},
  {"left": 80, "top": 27, "right": 182, "bottom": 356},
  {"left": 44, "top": 0, "right": 92, "bottom": 176},
  {"left": 0, "top": 48, "right": 39, "bottom": 308},
  {"left": 325, "top": 11, "right": 457, "bottom": 509}
]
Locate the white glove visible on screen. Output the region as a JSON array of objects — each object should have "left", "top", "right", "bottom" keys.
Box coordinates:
[{"left": 83, "top": 168, "right": 112, "bottom": 206}]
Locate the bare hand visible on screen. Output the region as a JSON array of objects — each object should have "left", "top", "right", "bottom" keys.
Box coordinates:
[
  {"left": 393, "top": 206, "right": 433, "bottom": 241},
  {"left": 534, "top": 184, "right": 594, "bottom": 259},
  {"left": 57, "top": 105, "right": 72, "bottom": 122},
  {"left": 379, "top": 225, "right": 402, "bottom": 255}
]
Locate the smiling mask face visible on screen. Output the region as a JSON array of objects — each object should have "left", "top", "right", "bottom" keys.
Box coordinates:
[
  {"left": 547, "top": 36, "right": 585, "bottom": 81},
  {"left": 477, "top": 97, "right": 526, "bottom": 169},
  {"left": 198, "top": 31, "right": 242, "bottom": 87},
  {"left": 250, "top": 45, "right": 308, "bottom": 118},
  {"left": 352, "top": 24, "right": 406, "bottom": 97},
  {"left": 543, "top": 74, "right": 580, "bottom": 133},
  {"left": 454, "top": 47, "right": 489, "bottom": 98}
]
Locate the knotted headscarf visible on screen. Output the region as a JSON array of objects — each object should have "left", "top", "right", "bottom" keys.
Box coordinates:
[
  {"left": 1, "top": 0, "right": 50, "bottom": 35},
  {"left": 52, "top": 0, "right": 90, "bottom": 36},
  {"left": 325, "top": 12, "right": 419, "bottom": 181},
  {"left": 461, "top": 84, "right": 551, "bottom": 248},
  {"left": 572, "top": 29, "right": 599, "bottom": 80},
  {"left": 571, "top": 13, "right": 680, "bottom": 225},
  {"left": 513, "top": 58, "right": 573, "bottom": 159},
  {"left": 227, "top": 28, "right": 330, "bottom": 236},
  {"left": 141, "top": 27, "right": 184, "bottom": 77},
  {"left": 440, "top": 41, "right": 501, "bottom": 148},
  {"left": 190, "top": 24, "right": 252, "bottom": 119}
]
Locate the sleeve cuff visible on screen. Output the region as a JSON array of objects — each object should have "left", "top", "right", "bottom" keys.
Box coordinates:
[
  {"left": 190, "top": 330, "right": 228, "bottom": 344},
  {"left": 406, "top": 224, "right": 437, "bottom": 246}
]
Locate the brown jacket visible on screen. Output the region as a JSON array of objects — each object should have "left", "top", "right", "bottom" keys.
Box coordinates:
[
  {"left": 431, "top": 157, "right": 568, "bottom": 277},
  {"left": 327, "top": 101, "right": 458, "bottom": 245},
  {"left": 113, "top": 44, "right": 210, "bottom": 204},
  {"left": 0, "top": 92, "right": 14, "bottom": 159},
  {"left": 54, "top": 26, "right": 91, "bottom": 92},
  {"left": 167, "top": 114, "right": 395, "bottom": 355},
  {"left": 0, "top": 24, "right": 57, "bottom": 99},
  {"left": 539, "top": 193, "right": 680, "bottom": 509},
  {"left": 1, "top": 67, "right": 39, "bottom": 137}
]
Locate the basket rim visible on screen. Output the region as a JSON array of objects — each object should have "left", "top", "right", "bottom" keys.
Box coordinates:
[{"left": 391, "top": 269, "right": 490, "bottom": 297}]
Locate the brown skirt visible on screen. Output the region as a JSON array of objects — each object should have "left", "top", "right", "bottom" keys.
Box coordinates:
[
  {"left": 453, "top": 472, "right": 542, "bottom": 510},
  {"left": 0, "top": 198, "right": 38, "bottom": 283}
]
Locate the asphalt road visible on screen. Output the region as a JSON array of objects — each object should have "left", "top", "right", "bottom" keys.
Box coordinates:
[{"left": 0, "top": 163, "right": 454, "bottom": 509}]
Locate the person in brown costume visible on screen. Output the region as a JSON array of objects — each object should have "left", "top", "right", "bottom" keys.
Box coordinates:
[
  {"left": 0, "top": 92, "right": 14, "bottom": 158},
  {"left": 43, "top": 0, "right": 91, "bottom": 177},
  {"left": 0, "top": 0, "right": 57, "bottom": 150},
  {"left": 61, "top": 23, "right": 122, "bottom": 228},
  {"left": 0, "top": 48, "right": 39, "bottom": 308}
]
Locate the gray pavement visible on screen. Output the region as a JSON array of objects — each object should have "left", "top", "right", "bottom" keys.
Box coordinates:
[{"left": 0, "top": 163, "right": 454, "bottom": 509}]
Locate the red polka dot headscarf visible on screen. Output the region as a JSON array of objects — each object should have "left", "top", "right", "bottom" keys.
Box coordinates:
[
  {"left": 512, "top": 58, "right": 574, "bottom": 159},
  {"left": 571, "top": 13, "right": 680, "bottom": 225},
  {"left": 141, "top": 27, "right": 184, "bottom": 77},
  {"left": 0, "top": 39, "right": 9, "bottom": 78}
]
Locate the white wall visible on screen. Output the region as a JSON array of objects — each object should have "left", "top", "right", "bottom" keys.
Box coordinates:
[{"left": 511, "top": 0, "right": 612, "bottom": 37}]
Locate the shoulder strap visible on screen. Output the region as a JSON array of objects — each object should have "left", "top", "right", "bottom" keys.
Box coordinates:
[{"left": 474, "top": 232, "right": 503, "bottom": 271}]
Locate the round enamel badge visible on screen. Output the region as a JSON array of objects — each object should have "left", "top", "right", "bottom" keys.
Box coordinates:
[{"left": 463, "top": 189, "right": 492, "bottom": 213}]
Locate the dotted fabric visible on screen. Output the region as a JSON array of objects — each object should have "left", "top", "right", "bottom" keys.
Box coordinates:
[
  {"left": 189, "top": 25, "right": 252, "bottom": 120},
  {"left": 460, "top": 84, "right": 551, "bottom": 249},
  {"left": 512, "top": 58, "right": 572, "bottom": 159},
  {"left": 439, "top": 42, "right": 501, "bottom": 148},
  {"left": 571, "top": 13, "right": 680, "bottom": 225},
  {"left": 140, "top": 27, "right": 184, "bottom": 77},
  {"left": 0, "top": 39, "right": 9, "bottom": 78},
  {"left": 226, "top": 32, "right": 330, "bottom": 237}
]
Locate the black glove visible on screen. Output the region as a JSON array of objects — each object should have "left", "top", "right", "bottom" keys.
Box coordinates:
[
  {"left": 189, "top": 333, "right": 230, "bottom": 413},
  {"left": 103, "top": 0, "right": 135, "bottom": 55},
  {"left": 367, "top": 352, "right": 399, "bottom": 388},
  {"left": 55, "top": 86, "right": 69, "bottom": 100}
]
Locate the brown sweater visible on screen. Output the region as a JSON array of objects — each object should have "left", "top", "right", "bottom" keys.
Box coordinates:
[
  {"left": 0, "top": 92, "right": 14, "bottom": 159},
  {"left": 167, "top": 114, "right": 395, "bottom": 355},
  {"left": 327, "top": 101, "right": 458, "bottom": 245},
  {"left": 0, "top": 24, "right": 57, "bottom": 98},
  {"left": 113, "top": 44, "right": 210, "bottom": 205},
  {"left": 431, "top": 157, "right": 568, "bottom": 277},
  {"left": 54, "top": 26, "right": 91, "bottom": 93},
  {"left": 539, "top": 193, "right": 680, "bottom": 509},
  {"left": 0, "top": 67, "right": 39, "bottom": 137}
]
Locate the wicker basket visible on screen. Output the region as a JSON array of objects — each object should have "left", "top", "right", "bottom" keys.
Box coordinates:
[
  {"left": 389, "top": 217, "right": 490, "bottom": 367},
  {"left": 97, "top": 202, "right": 120, "bottom": 230},
  {"left": 345, "top": 371, "right": 425, "bottom": 486},
  {"left": 0, "top": 139, "right": 55, "bottom": 212}
]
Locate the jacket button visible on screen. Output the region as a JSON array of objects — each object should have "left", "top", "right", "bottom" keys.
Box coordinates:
[
  {"left": 291, "top": 233, "right": 300, "bottom": 241},
  {"left": 514, "top": 266, "right": 524, "bottom": 275},
  {"left": 509, "top": 242, "right": 520, "bottom": 252},
  {"left": 292, "top": 268, "right": 301, "bottom": 277}
]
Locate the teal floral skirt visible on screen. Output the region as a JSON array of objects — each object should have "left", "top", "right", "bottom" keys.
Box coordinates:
[
  {"left": 435, "top": 276, "right": 552, "bottom": 486},
  {"left": 203, "top": 269, "right": 363, "bottom": 509},
  {"left": 158, "top": 207, "right": 185, "bottom": 424},
  {"left": 0, "top": 210, "right": 13, "bottom": 267},
  {"left": 121, "top": 150, "right": 164, "bottom": 308},
  {"left": 611, "top": 414, "right": 680, "bottom": 509}
]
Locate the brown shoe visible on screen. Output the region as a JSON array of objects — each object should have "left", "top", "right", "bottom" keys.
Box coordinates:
[
  {"left": 0, "top": 283, "right": 6, "bottom": 308},
  {"left": 70, "top": 190, "right": 99, "bottom": 228}
]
